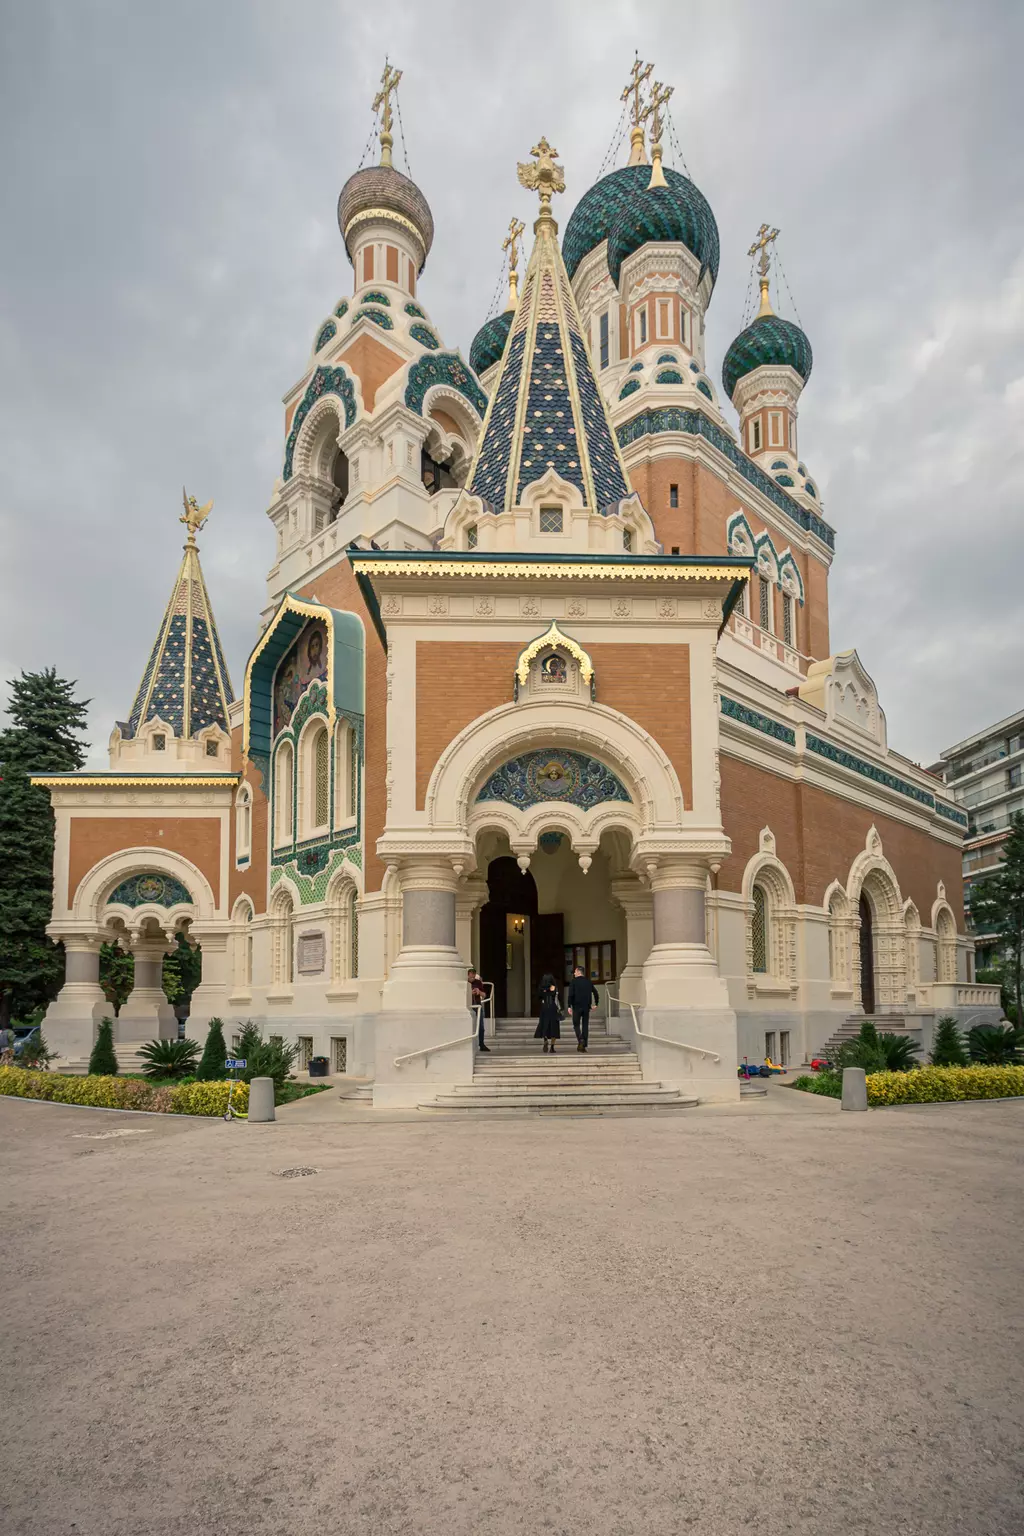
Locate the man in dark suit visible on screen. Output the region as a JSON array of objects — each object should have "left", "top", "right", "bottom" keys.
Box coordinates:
[{"left": 567, "top": 966, "right": 600, "bottom": 1052}]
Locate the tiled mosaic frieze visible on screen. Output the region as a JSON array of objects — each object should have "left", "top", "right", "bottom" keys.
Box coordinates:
[
  {"left": 315, "top": 319, "right": 337, "bottom": 351},
  {"left": 405, "top": 351, "right": 488, "bottom": 418},
  {"left": 935, "top": 800, "right": 969, "bottom": 829},
  {"left": 617, "top": 407, "right": 835, "bottom": 549},
  {"left": 356, "top": 307, "right": 393, "bottom": 330},
  {"left": 720, "top": 695, "right": 796, "bottom": 746},
  {"left": 107, "top": 873, "right": 192, "bottom": 908},
  {"left": 806, "top": 734, "right": 935, "bottom": 808},
  {"left": 477, "top": 750, "right": 631, "bottom": 810},
  {"left": 283, "top": 365, "right": 357, "bottom": 480},
  {"left": 270, "top": 845, "right": 360, "bottom": 906},
  {"left": 409, "top": 323, "right": 440, "bottom": 351}
]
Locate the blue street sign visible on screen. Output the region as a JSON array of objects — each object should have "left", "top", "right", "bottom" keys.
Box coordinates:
[{"left": 225, "top": 1058, "right": 247, "bottom": 1070}]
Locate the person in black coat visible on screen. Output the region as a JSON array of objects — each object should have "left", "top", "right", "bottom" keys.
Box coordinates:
[
  {"left": 567, "top": 966, "right": 600, "bottom": 1052},
  {"left": 533, "top": 972, "right": 562, "bottom": 1053}
]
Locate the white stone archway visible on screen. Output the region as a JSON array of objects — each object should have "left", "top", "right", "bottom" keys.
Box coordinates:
[{"left": 846, "top": 828, "right": 906, "bottom": 1011}]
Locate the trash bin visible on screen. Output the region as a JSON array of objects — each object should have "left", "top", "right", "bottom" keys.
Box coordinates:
[{"left": 308, "top": 1056, "right": 329, "bottom": 1078}]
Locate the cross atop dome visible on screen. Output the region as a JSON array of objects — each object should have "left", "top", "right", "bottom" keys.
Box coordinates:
[
  {"left": 621, "top": 55, "right": 653, "bottom": 165},
  {"left": 748, "top": 223, "right": 780, "bottom": 318},
  {"left": 372, "top": 59, "right": 403, "bottom": 169},
  {"left": 641, "top": 79, "right": 674, "bottom": 189},
  {"left": 502, "top": 216, "right": 525, "bottom": 309}
]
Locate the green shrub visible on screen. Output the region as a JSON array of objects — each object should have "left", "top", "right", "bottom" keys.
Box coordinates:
[
  {"left": 931, "top": 1015, "right": 968, "bottom": 1066},
  {"left": 169, "top": 1079, "right": 249, "bottom": 1117},
  {"left": 88, "top": 1018, "right": 119, "bottom": 1076},
  {"left": 827, "top": 1022, "right": 919, "bottom": 1076},
  {"left": 234, "top": 1021, "right": 297, "bottom": 1089},
  {"left": 968, "top": 1024, "right": 1022, "bottom": 1065},
  {"left": 137, "top": 1038, "right": 199, "bottom": 1079},
  {"left": 875, "top": 1032, "right": 920, "bottom": 1072},
  {"left": 791, "top": 1069, "right": 842, "bottom": 1098},
  {"left": 0, "top": 1065, "right": 249, "bottom": 1117},
  {"left": 196, "top": 1017, "right": 228, "bottom": 1081},
  {"left": 15, "top": 1028, "right": 54, "bottom": 1069},
  {"left": 866, "top": 1064, "right": 1024, "bottom": 1105}
]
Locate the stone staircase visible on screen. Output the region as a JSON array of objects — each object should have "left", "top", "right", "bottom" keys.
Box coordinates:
[
  {"left": 817, "top": 1015, "right": 911, "bottom": 1058},
  {"left": 418, "top": 1016, "right": 699, "bottom": 1115}
]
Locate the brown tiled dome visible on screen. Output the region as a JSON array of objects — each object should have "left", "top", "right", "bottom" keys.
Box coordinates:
[{"left": 336, "top": 165, "right": 434, "bottom": 272}]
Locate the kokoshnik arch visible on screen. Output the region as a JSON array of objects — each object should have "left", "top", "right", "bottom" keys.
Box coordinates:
[{"left": 32, "top": 61, "right": 997, "bottom": 1104}]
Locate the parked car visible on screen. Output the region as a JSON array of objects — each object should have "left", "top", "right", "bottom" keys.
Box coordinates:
[{"left": 13, "top": 1026, "right": 41, "bottom": 1058}]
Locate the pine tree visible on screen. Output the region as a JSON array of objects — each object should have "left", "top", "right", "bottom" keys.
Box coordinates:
[
  {"left": 196, "top": 1017, "right": 228, "bottom": 1081},
  {"left": 969, "top": 811, "right": 1024, "bottom": 1025},
  {"left": 0, "top": 670, "right": 89, "bottom": 1027},
  {"left": 88, "top": 1017, "right": 119, "bottom": 1076},
  {"left": 99, "top": 942, "right": 135, "bottom": 1017},
  {"left": 931, "top": 1015, "right": 968, "bottom": 1066},
  {"left": 162, "top": 934, "right": 203, "bottom": 1008}
]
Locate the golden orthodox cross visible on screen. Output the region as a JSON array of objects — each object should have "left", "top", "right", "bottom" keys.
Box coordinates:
[
  {"left": 621, "top": 55, "right": 653, "bottom": 128},
  {"left": 641, "top": 79, "right": 674, "bottom": 147},
  {"left": 749, "top": 224, "right": 780, "bottom": 317},
  {"left": 373, "top": 59, "right": 402, "bottom": 166},
  {"left": 503, "top": 216, "right": 525, "bottom": 306}
]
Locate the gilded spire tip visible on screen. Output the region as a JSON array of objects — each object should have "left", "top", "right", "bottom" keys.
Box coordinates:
[
  {"left": 181, "top": 487, "right": 212, "bottom": 546},
  {"left": 516, "top": 137, "right": 565, "bottom": 235},
  {"left": 373, "top": 59, "right": 403, "bottom": 169},
  {"left": 748, "top": 223, "right": 780, "bottom": 318}
]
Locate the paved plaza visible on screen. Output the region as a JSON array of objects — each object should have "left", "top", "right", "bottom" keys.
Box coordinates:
[{"left": 2, "top": 1091, "right": 1023, "bottom": 1535}]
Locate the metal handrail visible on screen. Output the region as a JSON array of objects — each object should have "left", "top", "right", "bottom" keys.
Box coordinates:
[
  {"left": 605, "top": 985, "right": 721, "bottom": 1063},
  {"left": 394, "top": 1033, "right": 476, "bottom": 1068}
]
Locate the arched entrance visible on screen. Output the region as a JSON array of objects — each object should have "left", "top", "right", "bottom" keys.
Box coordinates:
[
  {"left": 859, "top": 892, "right": 875, "bottom": 1015},
  {"left": 479, "top": 857, "right": 540, "bottom": 1018}
]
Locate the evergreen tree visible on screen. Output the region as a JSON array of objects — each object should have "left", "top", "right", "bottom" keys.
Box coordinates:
[
  {"left": 99, "top": 942, "right": 135, "bottom": 1017},
  {"left": 930, "top": 1015, "right": 968, "bottom": 1066},
  {"left": 0, "top": 669, "right": 89, "bottom": 1027},
  {"left": 88, "top": 1017, "right": 119, "bottom": 1076},
  {"left": 162, "top": 934, "right": 203, "bottom": 1009},
  {"left": 196, "top": 1017, "right": 228, "bottom": 1081},
  {"left": 969, "top": 811, "right": 1024, "bottom": 1025}
]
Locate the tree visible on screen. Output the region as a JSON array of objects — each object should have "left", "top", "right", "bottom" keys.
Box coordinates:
[
  {"left": 196, "top": 1017, "right": 228, "bottom": 1081},
  {"left": 162, "top": 934, "right": 202, "bottom": 1009},
  {"left": 88, "top": 1017, "right": 119, "bottom": 1076},
  {"left": 931, "top": 1015, "right": 968, "bottom": 1066},
  {"left": 969, "top": 811, "right": 1024, "bottom": 1025},
  {"left": 0, "top": 669, "right": 89, "bottom": 1028},
  {"left": 99, "top": 942, "right": 134, "bottom": 1017}
]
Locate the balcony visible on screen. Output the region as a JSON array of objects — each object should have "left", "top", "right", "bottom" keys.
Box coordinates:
[{"left": 731, "top": 612, "right": 804, "bottom": 675}]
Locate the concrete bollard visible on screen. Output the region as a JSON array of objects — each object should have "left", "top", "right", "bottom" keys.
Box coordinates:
[
  {"left": 248, "top": 1077, "right": 276, "bottom": 1123},
  {"left": 841, "top": 1066, "right": 868, "bottom": 1111}
]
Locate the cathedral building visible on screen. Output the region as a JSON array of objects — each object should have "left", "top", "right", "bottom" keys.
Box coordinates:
[{"left": 33, "top": 65, "right": 999, "bottom": 1106}]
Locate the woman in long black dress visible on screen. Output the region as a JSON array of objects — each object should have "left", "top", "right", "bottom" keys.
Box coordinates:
[{"left": 533, "top": 972, "right": 562, "bottom": 1054}]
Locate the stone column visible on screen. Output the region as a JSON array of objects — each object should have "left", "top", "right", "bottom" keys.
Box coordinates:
[
  {"left": 187, "top": 926, "right": 232, "bottom": 1034},
  {"left": 43, "top": 936, "right": 107, "bottom": 1061},
  {"left": 610, "top": 876, "right": 653, "bottom": 1010},
  {"left": 455, "top": 877, "right": 488, "bottom": 971},
  {"left": 116, "top": 940, "right": 172, "bottom": 1041}
]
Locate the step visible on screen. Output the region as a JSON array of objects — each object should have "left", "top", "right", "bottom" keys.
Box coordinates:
[
  {"left": 469, "top": 1073, "right": 645, "bottom": 1086},
  {"left": 419, "top": 1090, "right": 698, "bottom": 1114}
]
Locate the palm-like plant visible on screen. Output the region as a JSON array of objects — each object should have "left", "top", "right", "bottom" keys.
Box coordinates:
[
  {"left": 968, "top": 1024, "right": 1023, "bottom": 1065},
  {"left": 137, "top": 1037, "right": 200, "bottom": 1079},
  {"left": 876, "top": 1032, "right": 921, "bottom": 1072}
]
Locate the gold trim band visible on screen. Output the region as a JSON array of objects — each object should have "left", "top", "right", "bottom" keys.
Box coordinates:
[{"left": 354, "top": 559, "right": 746, "bottom": 583}]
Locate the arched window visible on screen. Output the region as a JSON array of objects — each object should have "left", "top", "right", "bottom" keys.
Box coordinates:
[
  {"left": 271, "top": 891, "right": 293, "bottom": 986},
  {"left": 936, "top": 907, "right": 957, "bottom": 983},
  {"left": 235, "top": 785, "right": 252, "bottom": 862},
  {"left": 274, "top": 742, "right": 294, "bottom": 847},
  {"left": 329, "top": 447, "right": 349, "bottom": 521},
  {"left": 334, "top": 721, "right": 355, "bottom": 828},
  {"left": 329, "top": 878, "right": 359, "bottom": 983},
  {"left": 312, "top": 725, "right": 329, "bottom": 831},
  {"left": 231, "top": 897, "right": 254, "bottom": 990},
  {"left": 751, "top": 885, "right": 768, "bottom": 973}
]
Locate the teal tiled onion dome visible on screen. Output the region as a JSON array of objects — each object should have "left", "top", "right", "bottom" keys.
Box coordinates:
[
  {"left": 722, "top": 314, "right": 813, "bottom": 402},
  {"left": 563, "top": 164, "right": 719, "bottom": 287},
  {"left": 469, "top": 309, "right": 514, "bottom": 375},
  {"left": 337, "top": 165, "right": 434, "bottom": 273},
  {"left": 606, "top": 175, "right": 720, "bottom": 289}
]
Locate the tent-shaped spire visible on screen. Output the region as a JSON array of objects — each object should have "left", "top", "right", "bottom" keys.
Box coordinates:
[
  {"left": 467, "top": 138, "right": 632, "bottom": 514},
  {"left": 119, "top": 493, "right": 234, "bottom": 741}
]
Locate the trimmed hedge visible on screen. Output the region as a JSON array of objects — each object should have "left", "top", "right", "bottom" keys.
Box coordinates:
[
  {"left": 0, "top": 1066, "right": 248, "bottom": 1117},
  {"left": 866, "top": 1065, "right": 1024, "bottom": 1106}
]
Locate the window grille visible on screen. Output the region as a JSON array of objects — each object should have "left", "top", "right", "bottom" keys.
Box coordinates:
[
  {"left": 331, "top": 1037, "right": 347, "bottom": 1074},
  {"left": 599, "top": 312, "right": 609, "bottom": 370},
  {"left": 466, "top": 523, "right": 478, "bottom": 549},
  {"left": 751, "top": 419, "right": 762, "bottom": 452},
  {"left": 669, "top": 484, "right": 679, "bottom": 508},
  {"left": 622, "top": 529, "right": 632, "bottom": 551},
  {"left": 206, "top": 739, "right": 219, "bottom": 757},
  {"left": 759, "top": 576, "right": 771, "bottom": 632},
  {"left": 752, "top": 885, "right": 768, "bottom": 973},
  {"left": 783, "top": 593, "right": 794, "bottom": 647},
  {"left": 539, "top": 506, "right": 563, "bottom": 534},
  {"left": 314, "top": 729, "right": 329, "bottom": 827},
  {"left": 297, "top": 1036, "right": 313, "bottom": 1071},
  {"left": 350, "top": 889, "right": 359, "bottom": 978},
  {"left": 153, "top": 734, "right": 166, "bottom": 751}
]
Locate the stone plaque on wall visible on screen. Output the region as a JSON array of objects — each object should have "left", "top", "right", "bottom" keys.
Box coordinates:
[{"left": 297, "top": 931, "right": 325, "bottom": 975}]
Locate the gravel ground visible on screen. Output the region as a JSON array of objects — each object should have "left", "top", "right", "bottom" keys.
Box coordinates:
[{"left": 1, "top": 1093, "right": 1022, "bottom": 1536}]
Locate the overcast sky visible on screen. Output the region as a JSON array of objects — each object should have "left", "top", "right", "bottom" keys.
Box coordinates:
[{"left": 1, "top": 0, "right": 1022, "bottom": 768}]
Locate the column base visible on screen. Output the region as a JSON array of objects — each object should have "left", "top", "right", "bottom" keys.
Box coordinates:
[
  {"left": 115, "top": 990, "right": 175, "bottom": 1042},
  {"left": 373, "top": 1008, "right": 475, "bottom": 1108},
  {"left": 381, "top": 945, "right": 469, "bottom": 1012},
  {"left": 42, "top": 986, "right": 107, "bottom": 1061},
  {"left": 642, "top": 942, "right": 733, "bottom": 1010},
  {"left": 636, "top": 1005, "right": 740, "bottom": 1103}
]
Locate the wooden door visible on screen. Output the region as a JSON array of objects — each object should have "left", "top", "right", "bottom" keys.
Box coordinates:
[
  {"left": 479, "top": 902, "right": 507, "bottom": 1019},
  {"left": 859, "top": 893, "right": 875, "bottom": 1016},
  {"left": 530, "top": 911, "right": 565, "bottom": 1015}
]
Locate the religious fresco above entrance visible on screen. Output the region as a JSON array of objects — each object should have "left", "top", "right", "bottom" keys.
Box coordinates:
[
  {"left": 106, "top": 873, "right": 192, "bottom": 908},
  {"left": 476, "top": 750, "right": 631, "bottom": 810},
  {"left": 273, "top": 620, "right": 328, "bottom": 736}
]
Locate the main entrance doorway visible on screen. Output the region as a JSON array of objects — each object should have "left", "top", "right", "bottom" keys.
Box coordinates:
[
  {"left": 859, "top": 892, "right": 876, "bottom": 1015},
  {"left": 479, "top": 857, "right": 565, "bottom": 1017}
]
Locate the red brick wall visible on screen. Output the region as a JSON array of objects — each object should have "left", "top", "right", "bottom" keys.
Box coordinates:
[
  {"left": 69, "top": 817, "right": 221, "bottom": 909},
  {"left": 415, "top": 643, "right": 521, "bottom": 808},
  {"left": 587, "top": 642, "right": 693, "bottom": 807}
]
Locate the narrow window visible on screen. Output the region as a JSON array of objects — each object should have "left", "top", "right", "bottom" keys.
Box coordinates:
[
  {"left": 635, "top": 307, "right": 648, "bottom": 347},
  {"left": 669, "top": 483, "right": 679, "bottom": 508},
  {"left": 788, "top": 417, "right": 796, "bottom": 451},
  {"left": 313, "top": 727, "right": 329, "bottom": 829},
  {"left": 205, "top": 739, "right": 219, "bottom": 758},
  {"left": 783, "top": 592, "right": 795, "bottom": 648},
  {"left": 153, "top": 734, "right": 166, "bottom": 751},
  {"left": 275, "top": 742, "right": 294, "bottom": 846},
  {"left": 362, "top": 245, "right": 374, "bottom": 284},
  {"left": 680, "top": 305, "right": 691, "bottom": 349},
  {"left": 779, "top": 1032, "right": 790, "bottom": 1067},
  {"left": 622, "top": 528, "right": 632, "bottom": 551},
  {"left": 759, "top": 575, "right": 771, "bottom": 632},
  {"left": 539, "top": 506, "right": 563, "bottom": 534},
  {"left": 656, "top": 298, "right": 670, "bottom": 339},
  {"left": 769, "top": 411, "right": 783, "bottom": 447},
  {"left": 750, "top": 418, "right": 762, "bottom": 452},
  {"left": 599, "top": 311, "right": 609, "bottom": 371},
  {"left": 752, "top": 885, "right": 768, "bottom": 973},
  {"left": 765, "top": 1031, "right": 777, "bottom": 1061},
  {"left": 466, "top": 523, "right": 478, "bottom": 549},
  {"left": 671, "top": 545, "right": 680, "bottom": 555}
]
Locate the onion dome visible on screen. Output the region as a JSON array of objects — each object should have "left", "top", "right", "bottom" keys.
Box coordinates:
[
  {"left": 336, "top": 164, "right": 434, "bottom": 273},
  {"left": 606, "top": 174, "right": 720, "bottom": 290},
  {"left": 469, "top": 309, "right": 514, "bottom": 376},
  {"left": 722, "top": 313, "right": 813, "bottom": 402},
  {"left": 562, "top": 164, "right": 719, "bottom": 288}
]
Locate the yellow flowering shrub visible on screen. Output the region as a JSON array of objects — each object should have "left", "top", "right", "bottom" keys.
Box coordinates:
[
  {"left": 0, "top": 1066, "right": 247, "bottom": 1117},
  {"left": 866, "top": 1065, "right": 1024, "bottom": 1106},
  {"left": 169, "top": 1079, "right": 248, "bottom": 1117}
]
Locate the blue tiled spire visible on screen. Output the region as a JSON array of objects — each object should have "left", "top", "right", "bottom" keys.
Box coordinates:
[
  {"left": 466, "top": 213, "right": 632, "bottom": 513},
  {"left": 120, "top": 529, "right": 234, "bottom": 740}
]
